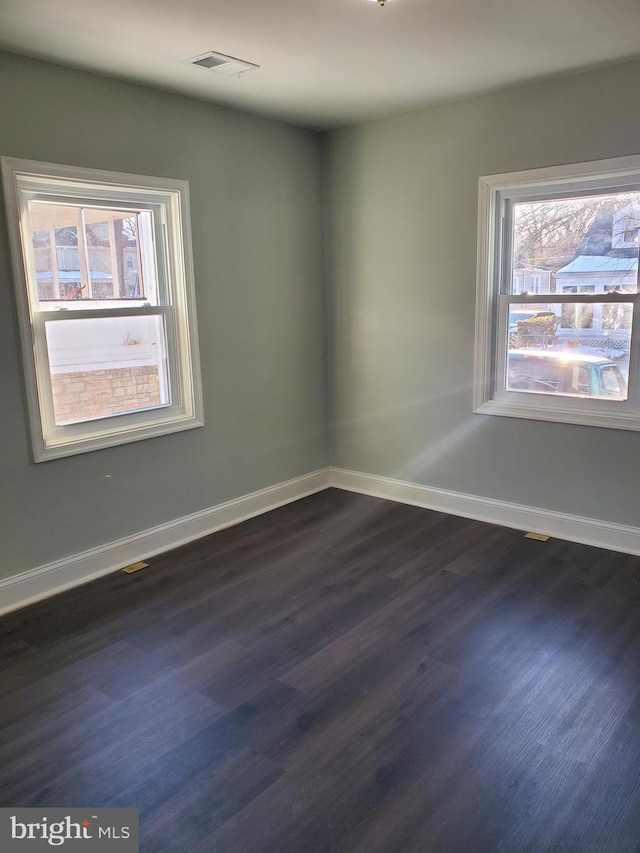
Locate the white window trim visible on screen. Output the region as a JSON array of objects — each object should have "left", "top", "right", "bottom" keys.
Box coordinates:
[
  {"left": 474, "top": 154, "right": 640, "bottom": 431},
  {"left": 2, "top": 157, "right": 204, "bottom": 461}
]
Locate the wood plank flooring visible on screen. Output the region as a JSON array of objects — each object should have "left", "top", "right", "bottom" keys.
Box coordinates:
[{"left": 2, "top": 488, "right": 640, "bottom": 851}]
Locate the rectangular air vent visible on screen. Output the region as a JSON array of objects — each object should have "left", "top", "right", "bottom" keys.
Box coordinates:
[{"left": 187, "top": 51, "right": 259, "bottom": 76}]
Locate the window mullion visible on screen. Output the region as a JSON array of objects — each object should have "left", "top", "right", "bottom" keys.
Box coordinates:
[
  {"left": 499, "top": 198, "right": 512, "bottom": 296},
  {"left": 36, "top": 306, "right": 169, "bottom": 322}
]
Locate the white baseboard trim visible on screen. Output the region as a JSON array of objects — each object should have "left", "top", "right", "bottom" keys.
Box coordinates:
[
  {"left": 0, "top": 468, "right": 331, "bottom": 616},
  {"left": 330, "top": 467, "right": 640, "bottom": 557},
  {"left": 4, "top": 465, "right": 637, "bottom": 616}
]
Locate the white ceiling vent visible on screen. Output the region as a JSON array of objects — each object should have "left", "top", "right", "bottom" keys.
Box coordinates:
[{"left": 187, "top": 51, "right": 259, "bottom": 77}]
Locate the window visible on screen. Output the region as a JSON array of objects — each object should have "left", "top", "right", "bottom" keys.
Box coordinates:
[
  {"left": 2, "top": 158, "right": 203, "bottom": 461},
  {"left": 474, "top": 155, "right": 640, "bottom": 431}
]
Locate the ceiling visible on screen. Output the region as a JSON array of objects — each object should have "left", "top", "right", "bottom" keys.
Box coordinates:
[{"left": 1, "top": 0, "right": 640, "bottom": 130}]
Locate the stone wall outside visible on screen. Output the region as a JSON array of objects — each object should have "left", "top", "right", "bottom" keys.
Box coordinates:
[{"left": 51, "top": 365, "right": 161, "bottom": 424}]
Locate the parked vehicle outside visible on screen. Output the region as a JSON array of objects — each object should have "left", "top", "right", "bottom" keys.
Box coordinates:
[{"left": 507, "top": 350, "right": 626, "bottom": 399}]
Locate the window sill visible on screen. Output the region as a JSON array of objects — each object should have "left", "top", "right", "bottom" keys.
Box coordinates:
[{"left": 474, "top": 398, "right": 640, "bottom": 431}]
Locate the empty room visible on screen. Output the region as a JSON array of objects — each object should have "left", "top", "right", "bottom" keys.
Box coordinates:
[{"left": 2, "top": 1, "right": 640, "bottom": 850}]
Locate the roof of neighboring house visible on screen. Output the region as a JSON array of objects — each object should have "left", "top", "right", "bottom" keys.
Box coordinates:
[
  {"left": 572, "top": 207, "right": 637, "bottom": 260},
  {"left": 555, "top": 255, "right": 639, "bottom": 275},
  {"left": 513, "top": 266, "right": 551, "bottom": 273}
]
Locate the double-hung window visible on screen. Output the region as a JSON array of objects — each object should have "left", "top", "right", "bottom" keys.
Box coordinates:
[
  {"left": 474, "top": 155, "right": 640, "bottom": 430},
  {"left": 2, "top": 158, "right": 203, "bottom": 461}
]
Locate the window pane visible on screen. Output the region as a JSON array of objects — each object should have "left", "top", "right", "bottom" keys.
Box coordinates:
[
  {"left": 506, "top": 301, "right": 631, "bottom": 400},
  {"left": 32, "top": 227, "right": 55, "bottom": 299},
  {"left": 511, "top": 191, "right": 640, "bottom": 296},
  {"left": 85, "top": 220, "right": 114, "bottom": 299},
  {"left": 45, "top": 315, "right": 169, "bottom": 425},
  {"left": 27, "top": 201, "right": 158, "bottom": 309},
  {"left": 560, "top": 303, "right": 576, "bottom": 328}
]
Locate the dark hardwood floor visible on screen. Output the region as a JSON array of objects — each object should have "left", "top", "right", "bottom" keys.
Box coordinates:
[{"left": 2, "top": 488, "right": 640, "bottom": 852}]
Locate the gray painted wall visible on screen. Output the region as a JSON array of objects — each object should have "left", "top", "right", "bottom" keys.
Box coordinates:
[
  {"left": 325, "top": 59, "right": 640, "bottom": 527},
  {"left": 0, "top": 52, "right": 328, "bottom": 581},
  {"left": 4, "top": 50, "right": 640, "bottom": 589}
]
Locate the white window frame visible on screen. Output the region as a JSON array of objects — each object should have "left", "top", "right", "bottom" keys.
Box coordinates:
[
  {"left": 2, "top": 157, "right": 204, "bottom": 461},
  {"left": 474, "top": 154, "right": 640, "bottom": 431}
]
